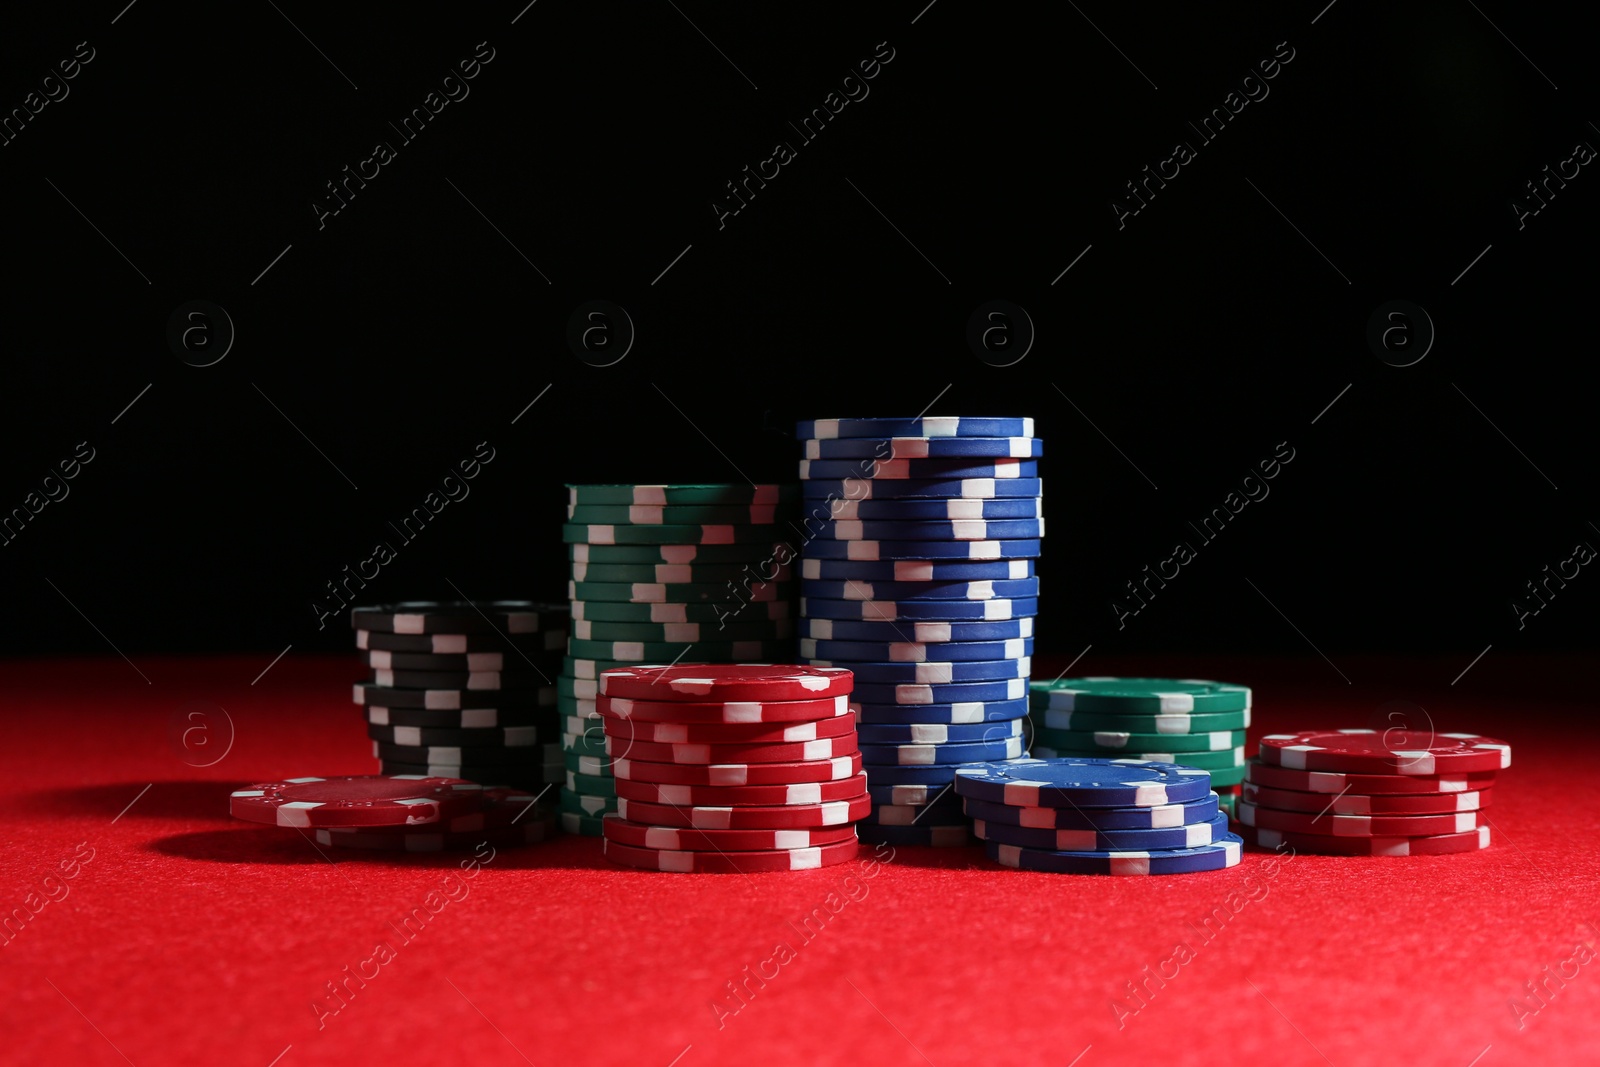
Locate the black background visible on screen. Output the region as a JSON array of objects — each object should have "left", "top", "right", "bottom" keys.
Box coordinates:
[{"left": 0, "top": 2, "right": 1593, "bottom": 663}]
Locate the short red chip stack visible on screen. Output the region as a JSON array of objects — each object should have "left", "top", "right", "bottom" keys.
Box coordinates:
[
  {"left": 596, "top": 664, "right": 869, "bottom": 872},
  {"left": 1237, "top": 728, "right": 1512, "bottom": 856}
]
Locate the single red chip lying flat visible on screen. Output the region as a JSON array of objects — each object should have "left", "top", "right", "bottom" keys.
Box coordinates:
[
  {"left": 600, "top": 817, "right": 858, "bottom": 851},
  {"left": 229, "top": 775, "right": 485, "bottom": 828},
  {"left": 602, "top": 837, "right": 860, "bottom": 872},
  {"left": 598, "top": 663, "right": 854, "bottom": 702},
  {"left": 1256, "top": 730, "right": 1511, "bottom": 776}
]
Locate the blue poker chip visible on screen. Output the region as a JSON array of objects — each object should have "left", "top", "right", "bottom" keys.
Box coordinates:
[
  {"left": 864, "top": 759, "right": 1030, "bottom": 785},
  {"left": 801, "top": 578, "right": 1040, "bottom": 602},
  {"left": 866, "top": 782, "right": 961, "bottom": 806},
  {"left": 801, "top": 617, "right": 1033, "bottom": 643},
  {"left": 952, "top": 758, "right": 1214, "bottom": 808},
  {"left": 800, "top": 458, "right": 1039, "bottom": 481},
  {"left": 800, "top": 558, "right": 1034, "bottom": 582},
  {"left": 961, "top": 793, "right": 1222, "bottom": 830},
  {"left": 814, "top": 518, "right": 1046, "bottom": 542},
  {"left": 855, "top": 719, "right": 1024, "bottom": 744},
  {"left": 803, "top": 436, "right": 1043, "bottom": 460},
  {"left": 860, "top": 736, "right": 1026, "bottom": 766},
  {"left": 851, "top": 678, "right": 1028, "bottom": 705},
  {"left": 851, "top": 696, "right": 1031, "bottom": 725},
  {"left": 984, "top": 834, "right": 1244, "bottom": 875},
  {"left": 804, "top": 538, "right": 1043, "bottom": 561},
  {"left": 799, "top": 417, "right": 1035, "bottom": 440},
  {"left": 801, "top": 637, "right": 1033, "bottom": 662},
  {"left": 857, "top": 823, "right": 976, "bottom": 847},
  {"left": 802, "top": 476, "right": 1044, "bottom": 500},
  {"left": 812, "top": 496, "right": 1042, "bottom": 521},
  {"left": 974, "top": 811, "right": 1231, "bottom": 851},
  {"left": 804, "top": 597, "right": 1039, "bottom": 622},
  {"left": 812, "top": 657, "right": 1031, "bottom": 684},
  {"left": 859, "top": 794, "right": 967, "bottom": 825}
]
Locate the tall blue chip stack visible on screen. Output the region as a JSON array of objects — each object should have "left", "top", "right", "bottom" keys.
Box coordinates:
[{"left": 796, "top": 417, "right": 1042, "bottom": 846}]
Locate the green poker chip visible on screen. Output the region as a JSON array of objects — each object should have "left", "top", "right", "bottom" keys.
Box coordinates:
[
  {"left": 557, "top": 674, "right": 599, "bottom": 700},
  {"left": 572, "top": 598, "right": 793, "bottom": 624},
  {"left": 563, "top": 750, "right": 614, "bottom": 776},
  {"left": 569, "top": 560, "right": 787, "bottom": 583},
  {"left": 566, "top": 503, "right": 794, "bottom": 525},
  {"left": 559, "top": 811, "right": 609, "bottom": 836},
  {"left": 567, "top": 579, "right": 793, "bottom": 604},
  {"left": 566, "top": 638, "right": 794, "bottom": 662},
  {"left": 561, "top": 730, "right": 606, "bottom": 757},
  {"left": 565, "top": 484, "right": 799, "bottom": 507},
  {"left": 1209, "top": 766, "right": 1246, "bottom": 789},
  {"left": 559, "top": 790, "right": 617, "bottom": 817},
  {"left": 574, "top": 618, "right": 792, "bottom": 643},
  {"left": 1029, "top": 727, "right": 1248, "bottom": 753},
  {"left": 1028, "top": 677, "right": 1251, "bottom": 714},
  {"left": 1035, "top": 706, "right": 1251, "bottom": 733},
  {"left": 1029, "top": 744, "right": 1245, "bottom": 770},
  {"left": 563, "top": 522, "right": 789, "bottom": 545},
  {"left": 568, "top": 541, "right": 784, "bottom": 565},
  {"left": 565, "top": 771, "right": 618, "bottom": 796}
]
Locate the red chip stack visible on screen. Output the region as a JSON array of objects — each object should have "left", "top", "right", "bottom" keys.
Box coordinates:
[{"left": 596, "top": 664, "right": 868, "bottom": 871}]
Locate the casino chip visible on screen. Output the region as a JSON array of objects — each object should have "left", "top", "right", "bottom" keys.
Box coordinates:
[
  {"left": 960, "top": 793, "right": 1222, "bottom": 830},
  {"left": 854, "top": 719, "right": 1024, "bottom": 744},
  {"left": 616, "top": 794, "right": 872, "bottom": 829},
  {"left": 1235, "top": 800, "right": 1482, "bottom": 837},
  {"left": 1240, "top": 783, "right": 1489, "bottom": 815},
  {"left": 799, "top": 458, "right": 1039, "bottom": 480},
  {"left": 802, "top": 476, "right": 1043, "bottom": 500},
  {"left": 603, "top": 736, "right": 859, "bottom": 764},
  {"left": 602, "top": 818, "right": 858, "bottom": 851},
  {"left": 986, "top": 836, "right": 1243, "bottom": 875},
  {"left": 814, "top": 496, "right": 1041, "bottom": 520},
  {"left": 1256, "top": 729, "right": 1512, "bottom": 776},
  {"left": 1029, "top": 677, "right": 1251, "bottom": 714},
  {"left": 803, "top": 436, "right": 1043, "bottom": 459},
  {"left": 351, "top": 601, "right": 567, "bottom": 635},
  {"left": 799, "top": 617, "right": 1033, "bottom": 642},
  {"left": 230, "top": 775, "right": 485, "bottom": 828},
  {"left": 612, "top": 754, "right": 862, "bottom": 786},
  {"left": 814, "top": 518, "right": 1046, "bottom": 542},
  {"left": 601, "top": 713, "right": 857, "bottom": 745},
  {"left": 801, "top": 637, "right": 1034, "bottom": 662},
  {"left": 800, "top": 417, "right": 1035, "bottom": 439},
  {"left": 974, "top": 811, "right": 1231, "bottom": 851},
  {"left": 803, "top": 538, "right": 1043, "bottom": 561},
  {"left": 600, "top": 692, "right": 849, "bottom": 724},
  {"left": 599, "top": 664, "right": 852, "bottom": 702},
  {"left": 603, "top": 837, "right": 860, "bottom": 872},
  {"left": 1237, "top": 824, "right": 1490, "bottom": 857},
  {"left": 953, "top": 758, "right": 1212, "bottom": 808},
  {"left": 802, "top": 596, "right": 1039, "bottom": 622},
  {"left": 568, "top": 484, "right": 797, "bottom": 506},
  {"left": 801, "top": 577, "right": 1040, "bottom": 601}
]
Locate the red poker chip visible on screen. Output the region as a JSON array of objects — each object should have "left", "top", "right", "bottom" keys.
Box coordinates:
[
  {"left": 613, "top": 772, "right": 868, "bottom": 807},
  {"left": 1257, "top": 729, "right": 1511, "bottom": 776},
  {"left": 604, "top": 736, "right": 859, "bottom": 765},
  {"left": 1236, "top": 799, "right": 1483, "bottom": 837},
  {"left": 601, "top": 816, "right": 858, "bottom": 851},
  {"left": 1242, "top": 783, "right": 1491, "bottom": 815},
  {"left": 599, "top": 714, "right": 857, "bottom": 745},
  {"left": 598, "top": 663, "right": 854, "bottom": 702},
  {"left": 1238, "top": 823, "right": 1491, "bottom": 857},
  {"left": 617, "top": 793, "right": 872, "bottom": 829},
  {"left": 230, "top": 775, "right": 485, "bottom": 828},
  {"left": 613, "top": 754, "right": 862, "bottom": 786},
  {"left": 1244, "top": 759, "right": 1499, "bottom": 795},
  {"left": 314, "top": 812, "right": 557, "bottom": 851},
  {"left": 598, "top": 692, "right": 850, "bottom": 724},
  {"left": 603, "top": 836, "right": 860, "bottom": 872}
]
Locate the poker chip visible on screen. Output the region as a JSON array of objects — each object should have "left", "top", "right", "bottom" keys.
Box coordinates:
[
  {"left": 570, "top": 560, "right": 791, "bottom": 584},
  {"left": 613, "top": 754, "right": 861, "bottom": 786},
  {"left": 1031, "top": 727, "right": 1246, "bottom": 753},
  {"left": 566, "top": 503, "right": 784, "bottom": 525},
  {"left": 316, "top": 813, "right": 558, "bottom": 851},
  {"left": 865, "top": 783, "right": 956, "bottom": 806},
  {"left": 230, "top": 775, "right": 485, "bottom": 828},
  {"left": 601, "top": 714, "right": 857, "bottom": 744},
  {"left": 974, "top": 811, "right": 1231, "bottom": 851},
  {"left": 953, "top": 758, "right": 1213, "bottom": 808},
  {"left": 802, "top": 476, "right": 1043, "bottom": 500},
  {"left": 574, "top": 617, "right": 794, "bottom": 643},
  {"left": 560, "top": 791, "right": 616, "bottom": 817},
  {"left": 603, "top": 736, "right": 859, "bottom": 764},
  {"left": 851, "top": 697, "right": 1030, "bottom": 724},
  {"left": 1238, "top": 824, "right": 1491, "bottom": 857},
  {"left": 357, "top": 629, "right": 566, "bottom": 654},
  {"left": 804, "top": 436, "right": 1043, "bottom": 460},
  {"left": 365, "top": 650, "right": 513, "bottom": 671},
  {"left": 563, "top": 521, "right": 789, "bottom": 546},
  {"left": 987, "top": 835, "right": 1243, "bottom": 875},
  {"left": 1039, "top": 707, "right": 1251, "bottom": 733},
  {"left": 601, "top": 817, "right": 858, "bottom": 851},
  {"left": 961, "top": 793, "right": 1222, "bottom": 830},
  {"left": 599, "top": 692, "right": 849, "bottom": 724},
  {"left": 1256, "top": 729, "right": 1512, "bottom": 776},
  {"left": 854, "top": 719, "right": 1024, "bottom": 744},
  {"left": 815, "top": 518, "right": 1046, "bottom": 543},
  {"left": 368, "top": 724, "right": 539, "bottom": 748},
  {"left": 852, "top": 678, "right": 1027, "bottom": 704},
  {"left": 811, "top": 657, "right": 1031, "bottom": 684},
  {"left": 567, "top": 638, "right": 794, "bottom": 662},
  {"left": 567, "top": 484, "right": 798, "bottom": 506},
  {"left": 571, "top": 599, "right": 791, "bottom": 623},
  {"left": 799, "top": 617, "right": 1033, "bottom": 643},
  {"left": 1243, "top": 759, "right": 1500, "bottom": 796},
  {"left": 1236, "top": 800, "right": 1483, "bottom": 837},
  {"left": 565, "top": 771, "right": 618, "bottom": 795},
  {"left": 814, "top": 496, "right": 1041, "bottom": 521},
  {"left": 562, "top": 732, "right": 605, "bottom": 757},
  {"left": 861, "top": 759, "right": 1031, "bottom": 786},
  {"left": 599, "top": 664, "right": 853, "bottom": 702},
  {"left": 566, "top": 581, "right": 790, "bottom": 605},
  {"left": 858, "top": 736, "right": 1025, "bottom": 766},
  {"left": 1029, "top": 677, "right": 1251, "bottom": 714},
  {"left": 801, "top": 637, "right": 1033, "bottom": 662},
  {"left": 856, "top": 824, "right": 975, "bottom": 847},
  {"left": 1241, "top": 783, "right": 1490, "bottom": 815},
  {"left": 861, "top": 795, "right": 967, "bottom": 825},
  {"left": 799, "top": 458, "right": 1039, "bottom": 481},
  {"left": 370, "top": 668, "right": 547, "bottom": 690},
  {"left": 569, "top": 541, "right": 781, "bottom": 565},
  {"left": 365, "top": 706, "right": 555, "bottom": 729},
  {"left": 804, "top": 538, "right": 1044, "bottom": 561},
  {"left": 564, "top": 752, "right": 613, "bottom": 777},
  {"left": 799, "top": 416, "right": 1035, "bottom": 439},
  {"left": 802, "top": 596, "right": 1039, "bottom": 622},
  {"left": 616, "top": 794, "right": 873, "bottom": 829},
  {"left": 603, "top": 836, "right": 860, "bottom": 872},
  {"left": 354, "top": 683, "right": 554, "bottom": 710},
  {"left": 612, "top": 773, "right": 868, "bottom": 807},
  {"left": 559, "top": 812, "right": 609, "bottom": 836},
  {"left": 801, "top": 577, "right": 1040, "bottom": 601},
  {"left": 1030, "top": 745, "right": 1244, "bottom": 770},
  {"left": 350, "top": 601, "right": 568, "bottom": 635}
]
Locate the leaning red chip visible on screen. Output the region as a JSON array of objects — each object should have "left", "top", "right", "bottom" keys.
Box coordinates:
[
  {"left": 598, "top": 663, "right": 854, "bottom": 702},
  {"left": 1257, "top": 730, "right": 1511, "bottom": 776},
  {"left": 229, "top": 775, "right": 485, "bottom": 828},
  {"left": 602, "top": 836, "right": 860, "bottom": 872},
  {"left": 600, "top": 816, "right": 858, "bottom": 851},
  {"left": 612, "top": 754, "right": 862, "bottom": 786}
]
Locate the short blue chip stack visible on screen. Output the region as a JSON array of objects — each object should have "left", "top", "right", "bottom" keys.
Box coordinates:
[
  {"left": 796, "top": 416, "right": 1043, "bottom": 846},
  {"left": 953, "top": 757, "right": 1243, "bottom": 874}
]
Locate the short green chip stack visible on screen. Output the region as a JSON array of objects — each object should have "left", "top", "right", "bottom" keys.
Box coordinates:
[
  {"left": 557, "top": 484, "right": 801, "bottom": 834},
  {"left": 1026, "top": 677, "right": 1251, "bottom": 810}
]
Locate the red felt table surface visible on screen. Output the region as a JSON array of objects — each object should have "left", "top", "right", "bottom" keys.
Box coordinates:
[{"left": 2, "top": 652, "right": 1597, "bottom": 1067}]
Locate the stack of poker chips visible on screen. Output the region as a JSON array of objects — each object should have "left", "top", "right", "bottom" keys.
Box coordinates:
[
  {"left": 596, "top": 664, "right": 867, "bottom": 871},
  {"left": 795, "top": 416, "right": 1041, "bottom": 846},
  {"left": 351, "top": 601, "right": 568, "bottom": 789},
  {"left": 229, "top": 774, "right": 557, "bottom": 852},
  {"left": 954, "top": 757, "right": 1242, "bottom": 874},
  {"left": 1237, "top": 729, "right": 1511, "bottom": 856},
  {"left": 1027, "top": 678, "right": 1250, "bottom": 815},
  {"left": 559, "top": 485, "right": 800, "bottom": 835}
]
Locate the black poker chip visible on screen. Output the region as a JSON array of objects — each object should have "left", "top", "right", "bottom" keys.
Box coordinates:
[
  {"left": 353, "top": 682, "right": 555, "bottom": 710},
  {"left": 356, "top": 628, "right": 567, "bottom": 654},
  {"left": 367, "top": 722, "right": 543, "bottom": 748},
  {"left": 350, "top": 601, "right": 570, "bottom": 635}
]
